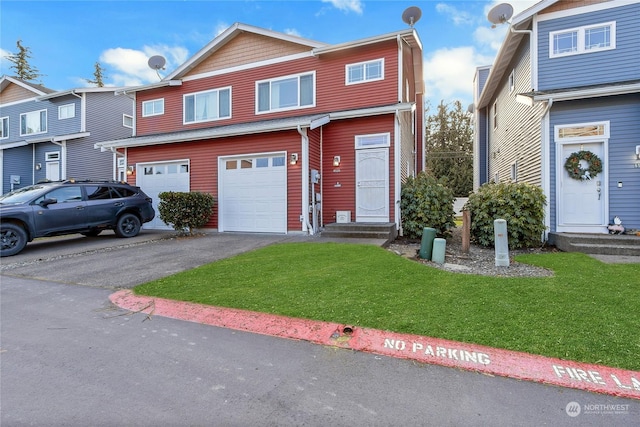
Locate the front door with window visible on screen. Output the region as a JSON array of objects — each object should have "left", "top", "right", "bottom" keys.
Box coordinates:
[
  {"left": 558, "top": 142, "right": 606, "bottom": 232},
  {"left": 355, "top": 148, "right": 389, "bottom": 222}
]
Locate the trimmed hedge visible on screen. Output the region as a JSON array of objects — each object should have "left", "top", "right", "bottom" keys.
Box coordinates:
[
  {"left": 400, "top": 173, "right": 456, "bottom": 239},
  {"left": 158, "top": 191, "right": 216, "bottom": 235},
  {"left": 465, "top": 182, "right": 546, "bottom": 249}
]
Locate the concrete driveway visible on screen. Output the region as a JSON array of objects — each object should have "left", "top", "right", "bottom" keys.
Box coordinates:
[{"left": 0, "top": 230, "right": 295, "bottom": 289}]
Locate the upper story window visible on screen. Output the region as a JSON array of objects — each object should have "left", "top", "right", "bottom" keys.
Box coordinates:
[
  {"left": 256, "top": 72, "right": 315, "bottom": 114},
  {"left": 184, "top": 87, "right": 231, "bottom": 124},
  {"left": 346, "top": 58, "right": 384, "bottom": 85},
  {"left": 0, "top": 117, "right": 8, "bottom": 139},
  {"left": 508, "top": 70, "right": 515, "bottom": 92},
  {"left": 550, "top": 21, "right": 615, "bottom": 58},
  {"left": 142, "top": 98, "right": 164, "bottom": 117},
  {"left": 123, "top": 114, "right": 133, "bottom": 128},
  {"left": 20, "top": 109, "right": 47, "bottom": 136},
  {"left": 58, "top": 104, "right": 75, "bottom": 119},
  {"left": 492, "top": 101, "right": 498, "bottom": 129}
]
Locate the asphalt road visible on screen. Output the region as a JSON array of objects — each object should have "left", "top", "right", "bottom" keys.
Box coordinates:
[{"left": 1, "top": 231, "right": 639, "bottom": 425}]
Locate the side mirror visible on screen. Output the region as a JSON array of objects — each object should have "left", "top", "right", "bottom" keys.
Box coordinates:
[{"left": 40, "top": 198, "right": 58, "bottom": 207}]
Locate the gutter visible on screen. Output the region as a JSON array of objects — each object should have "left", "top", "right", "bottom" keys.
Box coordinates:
[{"left": 297, "top": 124, "right": 314, "bottom": 235}]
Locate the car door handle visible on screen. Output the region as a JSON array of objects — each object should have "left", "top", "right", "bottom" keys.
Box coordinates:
[
  {"left": 75, "top": 205, "right": 85, "bottom": 210},
  {"left": 114, "top": 202, "right": 124, "bottom": 207}
]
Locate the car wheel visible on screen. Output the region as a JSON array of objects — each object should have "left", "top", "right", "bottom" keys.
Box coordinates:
[
  {"left": 81, "top": 230, "right": 102, "bottom": 237},
  {"left": 115, "top": 213, "right": 141, "bottom": 238},
  {"left": 1, "top": 223, "right": 28, "bottom": 257}
]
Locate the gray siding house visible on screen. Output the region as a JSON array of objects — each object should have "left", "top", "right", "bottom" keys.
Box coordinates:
[
  {"left": 0, "top": 76, "right": 133, "bottom": 193},
  {"left": 473, "top": 0, "right": 640, "bottom": 238}
]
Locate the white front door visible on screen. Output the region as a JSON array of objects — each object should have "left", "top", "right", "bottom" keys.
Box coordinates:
[
  {"left": 355, "top": 148, "right": 389, "bottom": 222},
  {"left": 46, "top": 161, "right": 60, "bottom": 181},
  {"left": 558, "top": 142, "right": 606, "bottom": 232}
]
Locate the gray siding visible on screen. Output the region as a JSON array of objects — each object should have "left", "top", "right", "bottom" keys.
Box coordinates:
[
  {"left": 486, "top": 38, "right": 546, "bottom": 186},
  {"left": 538, "top": 3, "right": 640, "bottom": 91},
  {"left": 66, "top": 92, "right": 133, "bottom": 180},
  {"left": 548, "top": 94, "right": 640, "bottom": 231}
]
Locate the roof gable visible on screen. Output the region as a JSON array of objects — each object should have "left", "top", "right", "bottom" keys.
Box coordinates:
[
  {"left": 0, "top": 75, "right": 54, "bottom": 104},
  {"left": 168, "top": 23, "right": 326, "bottom": 80}
]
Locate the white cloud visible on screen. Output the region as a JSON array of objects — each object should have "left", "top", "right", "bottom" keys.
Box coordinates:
[
  {"left": 0, "top": 48, "right": 13, "bottom": 75},
  {"left": 99, "top": 45, "right": 189, "bottom": 87},
  {"left": 423, "top": 46, "right": 494, "bottom": 106},
  {"left": 284, "top": 28, "right": 301, "bottom": 37},
  {"left": 322, "top": 0, "right": 363, "bottom": 14},
  {"left": 435, "top": 3, "right": 474, "bottom": 26}
]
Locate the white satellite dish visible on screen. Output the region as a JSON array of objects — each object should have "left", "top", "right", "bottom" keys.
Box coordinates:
[
  {"left": 402, "top": 6, "right": 422, "bottom": 28},
  {"left": 147, "top": 55, "right": 166, "bottom": 71},
  {"left": 487, "top": 3, "right": 514, "bottom": 27}
]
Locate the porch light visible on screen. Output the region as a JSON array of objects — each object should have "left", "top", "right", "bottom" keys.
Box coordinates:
[
  {"left": 290, "top": 153, "right": 298, "bottom": 165},
  {"left": 636, "top": 145, "right": 640, "bottom": 160},
  {"left": 126, "top": 165, "right": 135, "bottom": 176},
  {"left": 35, "top": 163, "right": 42, "bottom": 171},
  {"left": 333, "top": 156, "right": 341, "bottom": 167}
]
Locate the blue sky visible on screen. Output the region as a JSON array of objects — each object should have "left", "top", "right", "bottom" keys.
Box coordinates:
[{"left": 0, "top": 0, "right": 537, "bottom": 108}]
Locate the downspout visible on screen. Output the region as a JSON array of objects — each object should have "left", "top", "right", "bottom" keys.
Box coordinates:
[
  {"left": 297, "top": 124, "right": 314, "bottom": 235},
  {"left": 396, "top": 35, "right": 403, "bottom": 102},
  {"left": 395, "top": 109, "right": 401, "bottom": 233},
  {"left": 540, "top": 98, "right": 553, "bottom": 241}
]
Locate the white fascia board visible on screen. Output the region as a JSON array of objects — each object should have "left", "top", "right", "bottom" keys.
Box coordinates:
[
  {"left": 0, "top": 75, "right": 49, "bottom": 96},
  {"left": 0, "top": 141, "right": 28, "bottom": 149},
  {"left": 314, "top": 29, "right": 418, "bottom": 55},
  {"left": 532, "top": 82, "right": 640, "bottom": 102},
  {"left": 53, "top": 132, "right": 90, "bottom": 142},
  {"left": 114, "top": 81, "right": 182, "bottom": 95}
]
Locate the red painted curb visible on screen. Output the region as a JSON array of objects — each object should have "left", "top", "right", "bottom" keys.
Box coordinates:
[{"left": 110, "top": 290, "right": 640, "bottom": 400}]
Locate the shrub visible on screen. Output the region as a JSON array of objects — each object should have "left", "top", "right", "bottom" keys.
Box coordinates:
[
  {"left": 465, "top": 182, "right": 546, "bottom": 249},
  {"left": 158, "top": 191, "right": 216, "bottom": 235},
  {"left": 400, "top": 172, "right": 456, "bottom": 239}
]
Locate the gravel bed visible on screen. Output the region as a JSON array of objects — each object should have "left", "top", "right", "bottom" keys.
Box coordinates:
[{"left": 387, "top": 228, "right": 555, "bottom": 277}]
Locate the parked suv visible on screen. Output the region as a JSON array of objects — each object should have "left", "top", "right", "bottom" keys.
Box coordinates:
[{"left": 0, "top": 180, "right": 155, "bottom": 256}]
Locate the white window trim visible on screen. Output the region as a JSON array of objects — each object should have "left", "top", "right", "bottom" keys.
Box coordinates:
[
  {"left": 45, "top": 151, "right": 60, "bottom": 161},
  {"left": 0, "top": 116, "right": 8, "bottom": 139},
  {"left": 123, "top": 114, "right": 133, "bottom": 129},
  {"left": 354, "top": 132, "right": 390, "bottom": 150},
  {"left": 255, "top": 71, "right": 316, "bottom": 114},
  {"left": 510, "top": 162, "right": 518, "bottom": 182},
  {"left": 58, "top": 103, "right": 75, "bottom": 120},
  {"left": 554, "top": 121, "right": 610, "bottom": 141},
  {"left": 549, "top": 21, "right": 616, "bottom": 58},
  {"left": 508, "top": 70, "right": 515, "bottom": 93},
  {"left": 345, "top": 58, "right": 385, "bottom": 85},
  {"left": 20, "top": 109, "right": 47, "bottom": 136},
  {"left": 492, "top": 101, "right": 498, "bottom": 130},
  {"left": 183, "top": 86, "right": 232, "bottom": 124},
  {"left": 142, "top": 98, "right": 164, "bottom": 117}
]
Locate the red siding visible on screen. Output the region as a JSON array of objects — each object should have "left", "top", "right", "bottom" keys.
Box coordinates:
[
  {"left": 135, "top": 40, "right": 399, "bottom": 136},
  {"left": 320, "top": 115, "right": 396, "bottom": 224},
  {"left": 126, "top": 131, "right": 303, "bottom": 230}
]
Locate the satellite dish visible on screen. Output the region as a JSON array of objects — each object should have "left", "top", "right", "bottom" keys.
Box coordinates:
[
  {"left": 487, "top": 3, "right": 514, "bottom": 27},
  {"left": 402, "top": 6, "right": 422, "bottom": 28},
  {"left": 147, "top": 55, "right": 166, "bottom": 71}
]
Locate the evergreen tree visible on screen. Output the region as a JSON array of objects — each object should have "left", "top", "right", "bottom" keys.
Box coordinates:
[
  {"left": 424, "top": 100, "right": 473, "bottom": 197},
  {"left": 6, "top": 40, "right": 44, "bottom": 82},
  {"left": 86, "top": 62, "right": 106, "bottom": 87}
]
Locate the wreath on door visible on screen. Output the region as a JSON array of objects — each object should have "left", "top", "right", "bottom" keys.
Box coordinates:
[{"left": 564, "top": 150, "right": 602, "bottom": 180}]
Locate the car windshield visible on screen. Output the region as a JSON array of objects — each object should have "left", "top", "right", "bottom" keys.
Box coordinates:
[{"left": 0, "top": 185, "right": 48, "bottom": 205}]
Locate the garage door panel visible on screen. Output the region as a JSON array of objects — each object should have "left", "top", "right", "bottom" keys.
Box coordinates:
[
  {"left": 139, "top": 161, "right": 190, "bottom": 230},
  {"left": 221, "top": 154, "right": 286, "bottom": 233}
]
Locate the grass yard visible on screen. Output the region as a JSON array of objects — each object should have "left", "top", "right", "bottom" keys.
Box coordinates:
[{"left": 134, "top": 242, "right": 640, "bottom": 371}]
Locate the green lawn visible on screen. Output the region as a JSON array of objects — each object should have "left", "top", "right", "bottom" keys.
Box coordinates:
[{"left": 134, "top": 242, "right": 640, "bottom": 371}]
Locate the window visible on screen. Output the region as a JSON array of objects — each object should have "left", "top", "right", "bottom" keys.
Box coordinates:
[
  {"left": 20, "top": 109, "right": 47, "bottom": 136},
  {"left": 346, "top": 59, "right": 384, "bottom": 85},
  {"left": 142, "top": 99, "right": 164, "bottom": 117},
  {"left": 46, "top": 152, "right": 60, "bottom": 161},
  {"left": 355, "top": 133, "right": 390, "bottom": 149},
  {"left": 508, "top": 70, "right": 515, "bottom": 92},
  {"left": 550, "top": 21, "right": 615, "bottom": 58},
  {"left": 38, "top": 186, "right": 82, "bottom": 204},
  {"left": 123, "top": 114, "right": 133, "bottom": 128},
  {"left": 510, "top": 162, "right": 518, "bottom": 182},
  {"left": 58, "top": 104, "right": 75, "bottom": 119},
  {"left": 184, "top": 87, "right": 231, "bottom": 124},
  {"left": 555, "top": 122, "right": 609, "bottom": 140},
  {"left": 256, "top": 72, "right": 314, "bottom": 113},
  {"left": 0, "top": 117, "right": 8, "bottom": 139},
  {"left": 493, "top": 101, "right": 498, "bottom": 129}
]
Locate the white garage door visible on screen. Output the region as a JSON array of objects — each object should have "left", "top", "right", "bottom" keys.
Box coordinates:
[
  {"left": 138, "top": 160, "right": 190, "bottom": 230},
  {"left": 220, "top": 153, "right": 287, "bottom": 233}
]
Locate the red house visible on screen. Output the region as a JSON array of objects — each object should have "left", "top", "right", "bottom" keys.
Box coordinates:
[{"left": 96, "top": 23, "right": 425, "bottom": 235}]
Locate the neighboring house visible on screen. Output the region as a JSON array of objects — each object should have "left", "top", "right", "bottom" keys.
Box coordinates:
[
  {"left": 473, "top": 0, "right": 640, "bottom": 238},
  {"left": 0, "top": 76, "right": 134, "bottom": 193},
  {"left": 95, "top": 23, "right": 425, "bottom": 233}
]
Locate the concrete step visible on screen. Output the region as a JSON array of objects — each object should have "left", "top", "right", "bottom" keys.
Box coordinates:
[
  {"left": 548, "top": 232, "right": 640, "bottom": 256},
  {"left": 321, "top": 222, "right": 397, "bottom": 244}
]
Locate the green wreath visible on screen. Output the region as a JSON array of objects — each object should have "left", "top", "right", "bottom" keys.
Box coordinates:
[{"left": 564, "top": 150, "right": 602, "bottom": 180}]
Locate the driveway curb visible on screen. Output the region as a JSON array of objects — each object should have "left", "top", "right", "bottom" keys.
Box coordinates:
[{"left": 110, "top": 289, "right": 640, "bottom": 400}]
